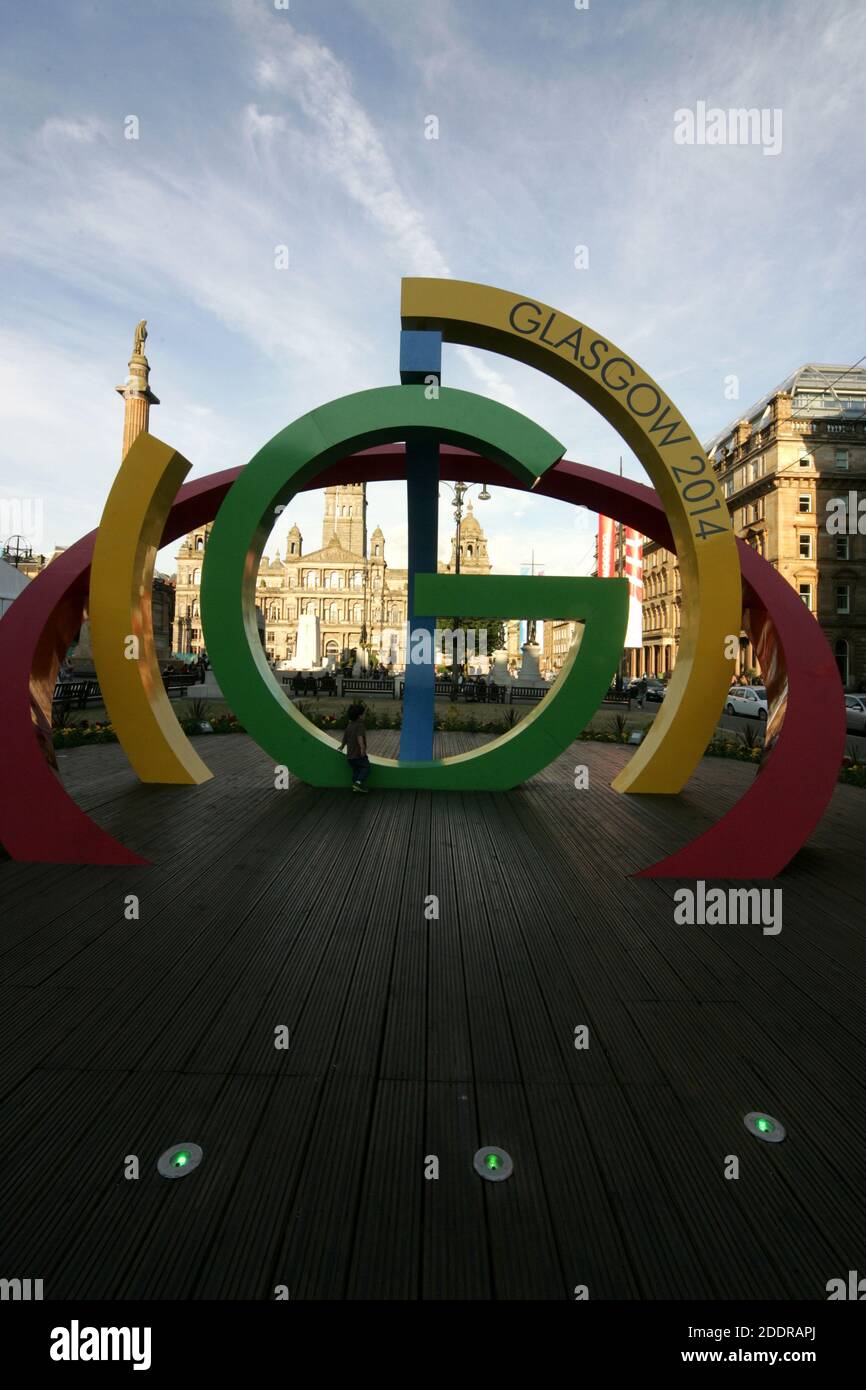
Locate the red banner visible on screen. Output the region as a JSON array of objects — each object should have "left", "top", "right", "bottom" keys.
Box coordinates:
[
  {"left": 597, "top": 514, "right": 615, "bottom": 578},
  {"left": 623, "top": 527, "right": 643, "bottom": 601}
]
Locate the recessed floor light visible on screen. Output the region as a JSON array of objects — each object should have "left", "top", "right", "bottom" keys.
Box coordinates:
[
  {"left": 744, "top": 1112, "right": 785, "bottom": 1143},
  {"left": 473, "top": 1146, "right": 513, "bottom": 1181},
  {"left": 157, "top": 1142, "right": 203, "bottom": 1178}
]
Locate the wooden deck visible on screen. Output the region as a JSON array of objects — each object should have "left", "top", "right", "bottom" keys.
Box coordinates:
[{"left": 1, "top": 731, "right": 865, "bottom": 1301}]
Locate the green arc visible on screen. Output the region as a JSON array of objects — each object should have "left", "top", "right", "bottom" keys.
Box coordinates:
[{"left": 201, "top": 385, "right": 628, "bottom": 790}]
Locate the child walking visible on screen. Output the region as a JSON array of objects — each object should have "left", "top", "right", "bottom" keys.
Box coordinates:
[{"left": 340, "top": 703, "right": 371, "bottom": 793}]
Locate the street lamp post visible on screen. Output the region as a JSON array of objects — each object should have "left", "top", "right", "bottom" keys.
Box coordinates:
[
  {"left": 520, "top": 548, "right": 545, "bottom": 647},
  {"left": 358, "top": 559, "right": 370, "bottom": 672},
  {"left": 2, "top": 536, "right": 33, "bottom": 570},
  {"left": 440, "top": 480, "right": 491, "bottom": 696},
  {"left": 379, "top": 559, "right": 388, "bottom": 658}
]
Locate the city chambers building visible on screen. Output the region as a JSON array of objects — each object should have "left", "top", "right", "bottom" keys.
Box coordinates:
[
  {"left": 173, "top": 484, "right": 409, "bottom": 667},
  {"left": 637, "top": 365, "right": 866, "bottom": 689},
  {"left": 173, "top": 481, "right": 495, "bottom": 668}
]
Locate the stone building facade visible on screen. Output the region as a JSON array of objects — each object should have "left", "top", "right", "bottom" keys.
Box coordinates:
[
  {"left": 543, "top": 619, "right": 581, "bottom": 676},
  {"left": 634, "top": 365, "right": 866, "bottom": 689},
  {"left": 173, "top": 483, "right": 409, "bottom": 666},
  {"left": 173, "top": 485, "right": 497, "bottom": 668},
  {"left": 447, "top": 500, "right": 492, "bottom": 574}
]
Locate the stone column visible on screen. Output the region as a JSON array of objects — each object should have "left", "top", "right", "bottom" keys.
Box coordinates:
[
  {"left": 517, "top": 640, "right": 545, "bottom": 686},
  {"left": 115, "top": 321, "right": 159, "bottom": 458}
]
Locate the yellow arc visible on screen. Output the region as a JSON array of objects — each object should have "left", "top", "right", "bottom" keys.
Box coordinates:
[
  {"left": 89, "top": 432, "right": 212, "bottom": 785},
  {"left": 401, "top": 277, "right": 741, "bottom": 794}
]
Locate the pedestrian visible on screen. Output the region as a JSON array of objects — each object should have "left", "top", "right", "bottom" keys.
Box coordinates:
[{"left": 340, "top": 702, "right": 371, "bottom": 793}]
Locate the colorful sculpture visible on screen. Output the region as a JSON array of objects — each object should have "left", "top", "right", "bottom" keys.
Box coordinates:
[
  {"left": 200, "top": 385, "right": 627, "bottom": 789},
  {"left": 401, "top": 279, "right": 742, "bottom": 794},
  {"left": 89, "top": 432, "right": 212, "bottom": 785},
  {"left": 0, "top": 279, "right": 844, "bottom": 875}
]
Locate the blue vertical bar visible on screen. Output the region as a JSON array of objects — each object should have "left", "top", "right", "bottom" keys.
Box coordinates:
[{"left": 399, "top": 330, "right": 441, "bottom": 762}]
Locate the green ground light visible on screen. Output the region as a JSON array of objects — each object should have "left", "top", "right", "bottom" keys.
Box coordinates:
[
  {"left": 756, "top": 1117, "right": 775, "bottom": 1134},
  {"left": 171, "top": 1150, "right": 190, "bottom": 1168},
  {"left": 485, "top": 1154, "right": 502, "bottom": 1170}
]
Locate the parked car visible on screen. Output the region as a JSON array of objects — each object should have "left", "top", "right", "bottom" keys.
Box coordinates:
[
  {"left": 645, "top": 680, "right": 666, "bottom": 703},
  {"left": 725, "top": 686, "right": 768, "bottom": 720},
  {"left": 844, "top": 694, "right": 866, "bottom": 734},
  {"left": 626, "top": 676, "right": 665, "bottom": 695}
]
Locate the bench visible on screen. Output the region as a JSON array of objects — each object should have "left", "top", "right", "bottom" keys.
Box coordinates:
[{"left": 52, "top": 680, "right": 102, "bottom": 709}]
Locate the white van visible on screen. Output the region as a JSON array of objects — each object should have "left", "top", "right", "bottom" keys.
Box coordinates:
[{"left": 725, "top": 686, "right": 768, "bottom": 720}]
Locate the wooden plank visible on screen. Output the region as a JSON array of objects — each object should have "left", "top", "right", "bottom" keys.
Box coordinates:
[{"left": 1, "top": 734, "right": 864, "bottom": 1299}]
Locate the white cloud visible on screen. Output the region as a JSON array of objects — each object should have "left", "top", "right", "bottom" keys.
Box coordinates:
[
  {"left": 38, "top": 115, "right": 105, "bottom": 146},
  {"left": 241, "top": 103, "right": 288, "bottom": 141},
  {"left": 2, "top": 0, "right": 865, "bottom": 574}
]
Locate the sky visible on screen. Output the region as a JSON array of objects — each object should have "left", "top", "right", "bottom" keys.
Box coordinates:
[{"left": 2, "top": 0, "right": 865, "bottom": 578}]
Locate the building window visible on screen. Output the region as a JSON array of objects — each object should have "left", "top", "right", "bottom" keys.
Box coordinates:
[
  {"left": 836, "top": 535, "right": 850, "bottom": 560},
  {"left": 195, "top": 536, "right": 204, "bottom": 551},
  {"left": 836, "top": 584, "right": 851, "bottom": 615},
  {"left": 193, "top": 568, "right": 202, "bottom": 585},
  {"left": 798, "top": 533, "right": 812, "bottom": 559},
  {"left": 836, "top": 640, "right": 850, "bottom": 685},
  {"left": 289, "top": 541, "right": 297, "bottom": 555},
  {"left": 799, "top": 453, "right": 811, "bottom": 468},
  {"left": 798, "top": 494, "right": 811, "bottom": 513},
  {"left": 835, "top": 448, "right": 850, "bottom": 470},
  {"left": 799, "top": 584, "right": 812, "bottom": 610}
]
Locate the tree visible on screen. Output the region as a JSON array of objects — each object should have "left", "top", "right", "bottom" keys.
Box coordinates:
[{"left": 435, "top": 617, "right": 504, "bottom": 662}]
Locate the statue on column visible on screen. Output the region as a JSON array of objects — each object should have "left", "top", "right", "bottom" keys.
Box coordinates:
[{"left": 133, "top": 320, "right": 148, "bottom": 356}]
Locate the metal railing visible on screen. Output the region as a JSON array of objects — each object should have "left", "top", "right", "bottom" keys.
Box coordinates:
[
  {"left": 52, "top": 673, "right": 198, "bottom": 707},
  {"left": 342, "top": 678, "right": 395, "bottom": 696}
]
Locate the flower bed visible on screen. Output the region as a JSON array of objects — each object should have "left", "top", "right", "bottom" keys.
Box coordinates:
[
  {"left": 53, "top": 713, "right": 246, "bottom": 749},
  {"left": 49, "top": 711, "right": 866, "bottom": 787}
]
